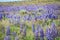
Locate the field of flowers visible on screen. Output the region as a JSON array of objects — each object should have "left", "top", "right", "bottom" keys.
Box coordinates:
[{"left": 0, "top": 4, "right": 60, "bottom": 40}]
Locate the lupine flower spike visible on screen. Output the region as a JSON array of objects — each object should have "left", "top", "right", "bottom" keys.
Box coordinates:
[
  {"left": 6, "top": 26, "right": 11, "bottom": 36},
  {"left": 4, "top": 35, "right": 11, "bottom": 40},
  {"left": 32, "top": 24, "right": 35, "bottom": 33},
  {"left": 39, "top": 27, "right": 44, "bottom": 40}
]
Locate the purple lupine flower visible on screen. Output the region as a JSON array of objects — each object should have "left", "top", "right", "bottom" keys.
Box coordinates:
[
  {"left": 34, "top": 24, "right": 41, "bottom": 40},
  {"left": 46, "top": 27, "right": 54, "bottom": 40},
  {"left": 26, "top": 5, "right": 38, "bottom": 11},
  {"left": 27, "top": 14, "right": 32, "bottom": 21},
  {"left": 34, "top": 29, "right": 39, "bottom": 40},
  {"left": 0, "top": 13, "right": 3, "bottom": 20},
  {"left": 0, "top": 5, "right": 3, "bottom": 12},
  {"left": 32, "top": 12, "right": 37, "bottom": 20},
  {"left": 13, "top": 15, "right": 20, "bottom": 24},
  {"left": 36, "top": 16, "right": 42, "bottom": 20},
  {"left": 35, "top": 16, "right": 37, "bottom": 21},
  {"left": 6, "top": 14, "right": 12, "bottom": 19},
  {"left": 46, "top": 4, "right": 58, "bottom": 19},
  {"left": 46, "top": 25, "right": 57, "bottom": 40},
  {"left": 16, "top": 16, "right": 20, "bottom": 24},
  {"left": 12, "top": 6, "right": 20, "bottom": 11},
  {"left": 46, "top": 4, "right": 54, "bottom": 14},
  {"left": 39, "top": 28, "right": 44, "bottom": 40},
  {"left": 15, "top": 36, "right": 19, "bottom": 40},
  {"left": 20, "top": 23, "right": 23, "bottom": 33},
  {"left": 36, "top": 24, "right": 40, "bottom": 31},
  {"left": 48, "top": 13, "right": 52, "bottom": 19},
  {"left": 36, "top": 13, "right": 49, "bottom": 20},
  {"left": 32, "top": 24, "right": 35, "bottom": 33},
  {"left": 23, "top": 15, "right": 29, "bottom": 21},
  {"left": 19, "top": 6, "right": 26, "bottom": 10},
  {"left": 6, "top": 26, "right": 11, "bottom": 36},
  {"left": 34, "top": 14, "right": 40, "bottom": 21},
  {"left": 4, "top": 35, "right": 11, "bottom": 40},
  {"left": 48, "top": 13, "right": 58, "bottom": 19},
  {"left": 51, "top": 22, "right": 56, "bottom": 29},
  {"left": 50, "top": 22, "right": 58, "bottom": 38}
]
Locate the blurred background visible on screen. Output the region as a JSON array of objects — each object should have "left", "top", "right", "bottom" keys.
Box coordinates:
[{"left": 0, "top": 0, "right": 60, "bottom": 40}]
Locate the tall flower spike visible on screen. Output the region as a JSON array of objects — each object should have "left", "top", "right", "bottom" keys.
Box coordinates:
[
  {"left": 36, "top": 24, "right": 40, "bottom": 31},
  {"left": 51, "top": 22, "right": 56, "bottom": 28},
  {"left": 46, "top": 28, "right": 53, "bottom": 40},
  {"left": 34, "top": 29, "right": 39, "bottom": 40},
  {"left": 4, "top": 35, "right": 11, "bottom": 40},
  {"left": 0, "top": 13, "right": 3, "bottom": 20},
  {"left": 39, "top": 27, "right": 44, "bottom": 40},
  {"left": 46, "top": 27, "right": 56, "bottom": 40},
  {"left": 23, "top": 15, "right": 28, "bottom": 21},
  {"left": 32, "top": 24, "right": 35, "bottom": 33},
  {"left": 51, "top": 22, "right": 58, "bottom": 38},
  {"left": 20, "top": 23, "right": 23, "bottom": 33},
  {"left": 27, "top": 14, "right": 32, "bottom": 21},
  {"left": 6, "top": 26, "right": 11, "bottom": 36}
]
